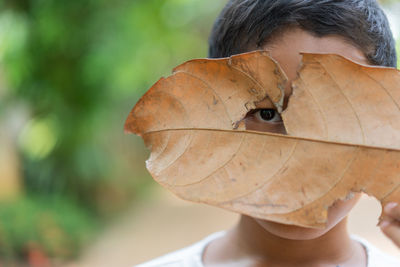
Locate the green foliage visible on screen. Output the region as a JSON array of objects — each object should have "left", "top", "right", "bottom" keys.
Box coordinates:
[
  {"left": 397, "top": 40, "right": 400, "bottom": 68},
  {"left": 0, "top": 0, "right": 225, "bottom": 211},
  {"left": 0, "top": 195, "right": 98, "bottom": 261},
  {"left": 0, "top": 0, "right": 226, "bottom": 261}
]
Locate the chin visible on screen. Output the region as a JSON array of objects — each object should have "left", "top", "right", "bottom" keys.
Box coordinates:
[
  {"left": 254, "top": 218, "right": 334, "bottom": 240},
  {"left": 253, "top": 193, "right": 362, "bottom": 241}
]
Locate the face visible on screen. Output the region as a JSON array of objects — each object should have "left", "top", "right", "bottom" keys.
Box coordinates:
[{"left": 244, "top": 27, "right": 368, "bottom": 240}]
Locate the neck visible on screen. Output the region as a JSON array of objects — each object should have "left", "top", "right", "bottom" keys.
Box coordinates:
[
  {"left": 218, "top": 215, "right": 358, "bottom": 266},
  {"left": 239, "top": 216, "right": 354, "bottom": 264}
]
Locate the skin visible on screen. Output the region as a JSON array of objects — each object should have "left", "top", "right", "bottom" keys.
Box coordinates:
[
  {"left": 381, "top": 203, "right": 400, "bottom": 248},
  {"left": 202, "top": 27, "right": 380, "bottom": 267}
]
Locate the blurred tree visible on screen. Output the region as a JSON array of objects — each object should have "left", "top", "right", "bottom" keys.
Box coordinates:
[
  {"left": 0, "top": 0, "right": 226, "bottom": 261},
  {"left": 0, "top": 0, "right": 226, "bottom": 213}
]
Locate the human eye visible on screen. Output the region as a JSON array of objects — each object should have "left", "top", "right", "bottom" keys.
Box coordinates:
[
  {"left": 254, "top": 108, "right": 282, "bottom": 123},
  {"left": 244, "top": 108, "right": 286, "bottom": 134}
]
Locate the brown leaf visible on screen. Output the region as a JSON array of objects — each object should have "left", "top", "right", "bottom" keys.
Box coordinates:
[{"left": 124, "top": 51, "right": 400, "bottom": 228}]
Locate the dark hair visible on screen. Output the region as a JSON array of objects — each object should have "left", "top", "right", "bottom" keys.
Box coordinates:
[{"left": 209, "top": 0, "right": 397, "bottom": 67}]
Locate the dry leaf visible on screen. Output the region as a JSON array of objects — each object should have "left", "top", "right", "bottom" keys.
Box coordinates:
[{"left": 124, "top": 51, "right": 400, "bottom": 228}]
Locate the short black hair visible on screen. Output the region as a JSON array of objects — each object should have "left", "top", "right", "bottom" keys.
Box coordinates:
[{"left": 209, "top": 0, "right": 397, "bottom": 67}]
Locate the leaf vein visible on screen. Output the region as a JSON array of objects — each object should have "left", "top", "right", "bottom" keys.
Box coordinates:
[{"left": 318, "top": 60, "right": 366, "bottom": 143}]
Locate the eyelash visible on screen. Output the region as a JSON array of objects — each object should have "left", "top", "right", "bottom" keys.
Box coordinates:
[{"left": 253, "top": 108, "right": 282, "bottom": 123}]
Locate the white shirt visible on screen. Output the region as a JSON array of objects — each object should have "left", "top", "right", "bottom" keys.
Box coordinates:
[{"left": 135, "top": 231, "right": 400, "bottom": 267}]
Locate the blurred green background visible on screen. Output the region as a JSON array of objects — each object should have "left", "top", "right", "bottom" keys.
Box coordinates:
[
  {"left": 0, "top": 0, "right": 398, "bottom": 266},
  {"left": 0, "top": 0, "right": 226, "bottom": 265}
]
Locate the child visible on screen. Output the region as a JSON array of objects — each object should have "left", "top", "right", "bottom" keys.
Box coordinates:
[{"left": 137, "top": 0, "right": 400, "bottom": 266}]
